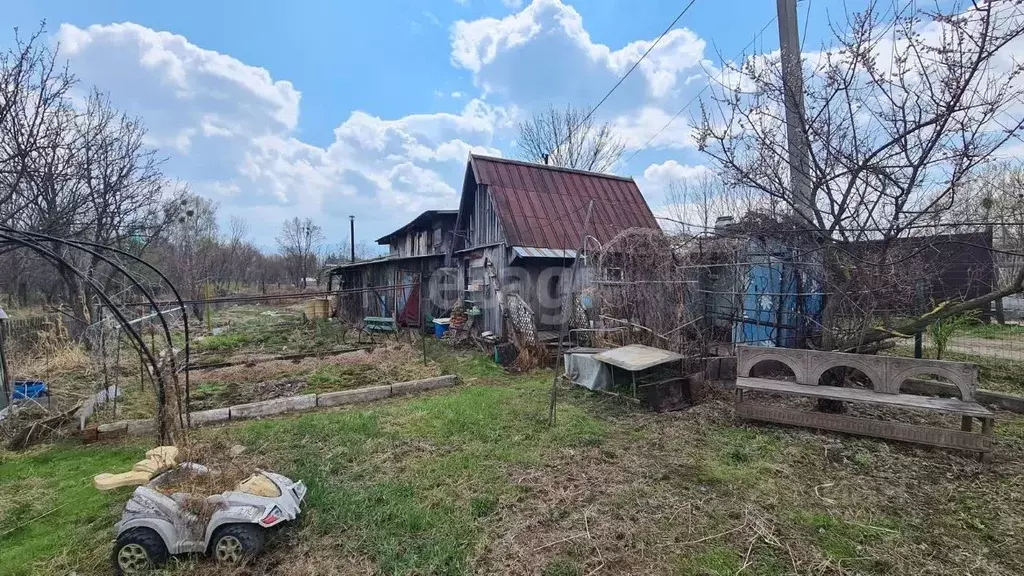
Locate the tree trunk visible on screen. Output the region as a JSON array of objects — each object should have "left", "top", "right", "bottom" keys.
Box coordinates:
[
  {"left": 994, "top": 297, "right": 1006, "bottom": 325},
  {"left": 836, "top": 266, "right": 1024, "bottom": 352},
  {"left": 58, "top": 264, "right": 91, "bottom": 342}
]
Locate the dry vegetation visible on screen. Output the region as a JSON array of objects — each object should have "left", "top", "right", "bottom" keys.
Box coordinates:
[
  {"left": 3, "top": 351, "right": 1024, "bottom": 575},
  {"left": 4, "top": 305, "right": 1024, "bottom": 575}
]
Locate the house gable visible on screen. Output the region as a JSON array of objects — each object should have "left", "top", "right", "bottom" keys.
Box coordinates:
[{"left": 454, "top": 154, "right": 659, "bottom": 251}]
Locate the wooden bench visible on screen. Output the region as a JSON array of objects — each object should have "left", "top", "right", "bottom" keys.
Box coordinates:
[
  {"left": 734, "top": 346, "right": 994, "bottom": 459},
  {"left": 363, "top": 316, "right": 397, "bottom": 333}
]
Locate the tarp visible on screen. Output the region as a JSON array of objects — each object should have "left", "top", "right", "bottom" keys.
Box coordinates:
[{"left": 564, "top": 353, "right": 612, "bottom": 391}]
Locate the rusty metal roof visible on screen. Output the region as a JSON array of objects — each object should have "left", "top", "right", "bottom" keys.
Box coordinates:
[{"left": 469, "top": 155, "right": 658, "bottom": 250}]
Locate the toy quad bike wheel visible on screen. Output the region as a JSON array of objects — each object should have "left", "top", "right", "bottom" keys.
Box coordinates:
[
  {"left": 113, "top": 527, "right": 169, "bottom": 575},
  {"left": 211, "top": 524, "right": 265, "bottom": 564}
]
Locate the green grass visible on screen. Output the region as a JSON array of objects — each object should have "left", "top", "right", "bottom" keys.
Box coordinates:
[
  {"left": 697, "top": 427, "right": 781, "bottom": 491},
  {"left": 217, "top": 373, "right": 606, "bottom": 576},
  {"left": 192, "top": 312, "right": 351, "bottom": 355},
  {"left": 3, "top": 341, "right": 1024, "bottom": 575},
  {"left": 888, "top": 344, "right": 1024, "bottom": 395},
  {"left": 0, "top": 444, "right": 143, "bottom": 575},
  {"left": 790, "top": 512, "right": 901, "bottom": 572},
  {"left": 676, "top": 544, "right": 744, "bottom": 575},
  {"left": 259, "top": 361, "right": 602, "bottom": 574},
  {"left": 304, "top": 363, "right": 377, "bottom": 393},
  {"left": 194, "top": 332, "right": 254, "bottom": 351},
  {"left": 541, "top": 558, "right": 583, "bottom": 576},
  {"left": 960, "top": 322, "right": 1024, "bottom": 340}
]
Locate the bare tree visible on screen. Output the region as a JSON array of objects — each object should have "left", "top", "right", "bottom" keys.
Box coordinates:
[
  {"left": 277, "top": 217, "right": 324, "bottom": 288},
  {"left": 515, "top": 104, "right": 625, "bottom": 173},
  {"left": 696, "top": 0, "right": 1024, "bottom": 350},
  {"left": 220, "top": 216, "right": 255, "bottom": 290},
  {"left": 0, "top": 24, "right": 76, "bottom": 227},
  {"left": 157, "top": 194, "right": 218, "bottom": 318},
  {"left": 664, "top": 171, "right": 770, "bottom": 234},
  {"left": 323, "top": 240, "right": 376, "bottom": 265}
]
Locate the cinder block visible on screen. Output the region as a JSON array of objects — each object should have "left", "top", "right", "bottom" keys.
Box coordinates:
[
  {"left": 187, "top": 408, "right": 230, "bottom": 427},
  {"left": 230, "top": 395, "right": 316, "bottom": 420},
  {"left": 317, "top": 385, "right": 391, "bottom": 407},
  {"left": 126, "top": 418, "right": 158, "bottom": 436},
  {"left": 390, "top": 375, "right": 459, "bottom": 396},
  {"left": 97, "top": 421, "right": 127, "bottom": 440}
]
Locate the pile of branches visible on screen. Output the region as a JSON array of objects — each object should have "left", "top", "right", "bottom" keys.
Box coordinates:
[{"left": 592, "top": 229, "right": 706, "bottom": 368}]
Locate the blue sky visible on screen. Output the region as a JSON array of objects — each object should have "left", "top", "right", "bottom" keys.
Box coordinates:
[{"left": 3, "top": 0, "right": 865, "bottom": 250}]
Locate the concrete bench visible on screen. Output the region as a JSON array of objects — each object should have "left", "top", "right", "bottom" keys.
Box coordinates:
[{"left": 734, "top": 346, "right": 994, "bottom": 459}]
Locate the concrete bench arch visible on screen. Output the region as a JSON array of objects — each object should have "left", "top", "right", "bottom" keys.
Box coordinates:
[
  {"left": 737, "top": 347, "right": 809, "bottom": 384},
  {"left": 886, "top": 357, "right": 979, "bottom": 401},
  {"left": 736, "top": 346, "right": 980, "bottom": 401},
  {"left": 807, "top": 351, "right": 886, "bottom": 391}
]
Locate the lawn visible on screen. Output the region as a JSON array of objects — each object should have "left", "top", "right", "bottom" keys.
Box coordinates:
[
  {"left": 889, "top": 342, "right": 1024, "bottom": 395},
  {"left": 3, "top": 351, "right": 1024, "bottom": 575}
]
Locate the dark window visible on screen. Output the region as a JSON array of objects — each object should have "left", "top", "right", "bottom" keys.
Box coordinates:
[{"left": 548, "top": 274, "right": 561, "bottom": 300}]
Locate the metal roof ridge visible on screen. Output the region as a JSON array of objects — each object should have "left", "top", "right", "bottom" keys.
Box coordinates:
[
  {"left": 375, "top": 209, "right": 459, "bottom": 244},
  {"left": 469, "top": 153, "right": 636, "bottom": 183}
]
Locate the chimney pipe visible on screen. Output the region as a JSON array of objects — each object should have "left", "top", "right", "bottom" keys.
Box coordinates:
[{"left": 349, "top": 215, "right": 355, "bottom": 262}]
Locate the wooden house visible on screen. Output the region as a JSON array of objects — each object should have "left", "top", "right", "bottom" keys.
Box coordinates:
[
  {"left": 328, "top": 210, "right": 457, "bottom": 326},
  {"left": 447, "top": 154, "right": 660, "bottom": 338}
]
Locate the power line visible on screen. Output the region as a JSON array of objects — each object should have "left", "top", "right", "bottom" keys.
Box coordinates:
[
  {"left": 654, "top": 215, "right": 1024, "bottom": 234},
  {"left": 622, "top": 14, "right": 779, "bottom": 166},
  {"left": 549, "top": 0, "right": 701, "bottom": 158}
]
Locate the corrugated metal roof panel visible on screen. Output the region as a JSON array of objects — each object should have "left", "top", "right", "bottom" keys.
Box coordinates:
[
  {"left": 511, "top": 246, "right": 578, "bottom": 259},
  {"left": 471, "top": 155, "right": 658, "bottom": 250}
]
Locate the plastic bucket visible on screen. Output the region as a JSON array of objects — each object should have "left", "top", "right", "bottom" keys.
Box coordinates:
[{"left": 433, "top": 318, "right": 451, "bottom": 338}]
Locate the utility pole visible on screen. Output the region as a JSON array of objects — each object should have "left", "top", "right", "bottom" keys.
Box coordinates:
[{"left": 777, "top": 0, "right": 814, "bottom": 226}]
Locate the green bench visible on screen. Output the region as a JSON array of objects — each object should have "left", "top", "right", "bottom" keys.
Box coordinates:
[{"left": 363, "top": 316, "right": 397, "bottom": 333}]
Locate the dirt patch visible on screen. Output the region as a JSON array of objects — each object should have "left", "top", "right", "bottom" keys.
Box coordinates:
[
  {"left": 191, "top": 350, "right": 371, "bottom": 386},
  {"left": 186, "top": 345, "right": 443, "bottom": 411}
]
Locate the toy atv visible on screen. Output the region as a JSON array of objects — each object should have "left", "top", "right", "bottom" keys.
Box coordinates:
[{"left": 112, "top": 466, "right": 306, "bottom": 574}]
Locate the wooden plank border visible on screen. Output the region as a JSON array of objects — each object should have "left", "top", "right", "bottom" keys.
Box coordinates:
[{"left": 736, "top": 402, "right": 991, "bottom": 453}]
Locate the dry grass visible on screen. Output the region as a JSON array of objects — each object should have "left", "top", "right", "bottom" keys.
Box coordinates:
[
  {"left": 8, "top": 345, "right": 94, "bottom": 392},
  {"left": 3, "top": 365, "right": 1024, "bottom": 575},
  {"left": 185, "top": 344, "right": 443, "bottom": 410},
  {"left": 468, "top": 388, "right": 1024, "bottom": 575}
]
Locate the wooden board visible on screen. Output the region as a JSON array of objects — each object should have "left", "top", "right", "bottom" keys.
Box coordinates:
[
  {"left": 737, "top": 377, "right": 992, "bottom": 418},
  {"left": 594, "top": 344, "right": 684, "bottom": 372},
  {"left": 736, "top": 402, "right": 991, "bottom": 452}
]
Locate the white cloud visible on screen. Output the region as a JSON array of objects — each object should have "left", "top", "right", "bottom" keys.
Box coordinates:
[
  {"left": 450, "top": 0, "right": 707, "bottom": 107},
  {"left": 448, "top": 0, "right": 715, "bottom": 164},
  {"left": 49, "top": 4, "right": 737, "bottom": 245},
  {"left": 55, "top": 22, "right": 507, "bottom": 245},
  {"left": 642, "top": 160, "right": 708, "bottom": 189},
  {"left": 58, "top": 23, "right": 300, "bottom": 131},
  {"left": 614, "top": 107, "right": 694, "bottom": 151}
]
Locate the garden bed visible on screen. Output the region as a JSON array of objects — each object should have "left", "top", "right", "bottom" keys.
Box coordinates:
[{"left": 90, "top": 344, "right": 443, "bottom": 424}]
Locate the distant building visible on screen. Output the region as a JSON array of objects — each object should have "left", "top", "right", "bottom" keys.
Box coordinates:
[{"left": 327, "top": 210, "right": 458, "bottom": 326}]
